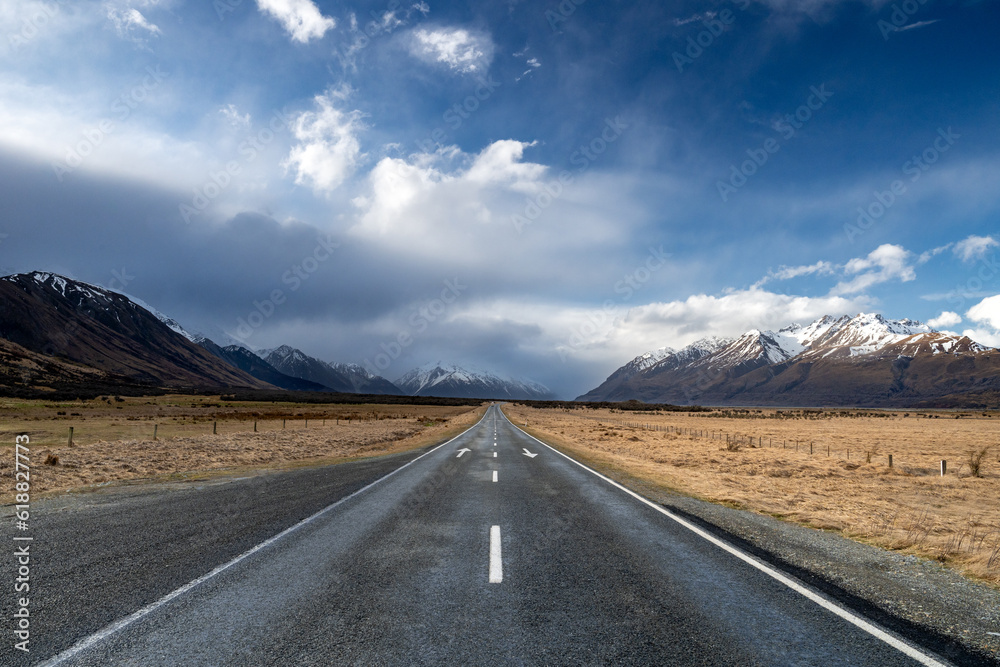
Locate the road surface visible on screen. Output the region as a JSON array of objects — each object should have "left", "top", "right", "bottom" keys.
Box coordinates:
[{"left": 7, "top": 405, "right": 961, "bottom": 665}]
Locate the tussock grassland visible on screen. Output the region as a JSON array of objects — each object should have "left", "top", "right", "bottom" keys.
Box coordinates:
[
  {"left": 0, "top": 395, "right": 485, "bottom": 494},
  {"left": 504, "top": 405, "right": 1000, "bottom": 586}
]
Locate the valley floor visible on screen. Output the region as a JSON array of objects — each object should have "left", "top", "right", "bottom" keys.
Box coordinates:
[
  {"left": 503, "top": 405, "right": 1000, "bottom": 588},
  {"left": 0, "top": 395, "right": 486, "bottom": 494}
]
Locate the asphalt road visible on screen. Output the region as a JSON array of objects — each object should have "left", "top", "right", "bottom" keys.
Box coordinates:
[{"left": 4, "top": 405, "right": 959, "bottom": 666}]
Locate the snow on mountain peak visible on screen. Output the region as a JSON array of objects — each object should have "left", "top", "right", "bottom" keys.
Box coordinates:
[{"left": 396, "top": 362, "right": 551, "bottom": 399}]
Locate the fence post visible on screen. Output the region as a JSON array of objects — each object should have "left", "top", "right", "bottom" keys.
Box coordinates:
[
  {"left": 153, "top": 424, "right": 158, "bottom": 441},
  {"left": 283, "top": 419, "right": 286, "bottom": 429},
  {"left": 213, "top": 421, "right": 217, "bottom": 434},
  {"left": 254, "top": 421, "right": 257, "bottom": 432},
  {"left": 68, "top": 427, "right": 74, "bottom": 446},
  {"left": 810, "top": 442, "right": 813, "bottom": 455},
  {"left": 940, "top": 460, "right": 947, "bottom": 476},
  {"left": 888, "top": 454, "right": 893, "bottom": 468}
]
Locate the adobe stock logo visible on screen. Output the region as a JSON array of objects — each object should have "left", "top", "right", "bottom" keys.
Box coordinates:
[
  {"left": 672, "top": 0, "right": 750, "bottom": 74},
  {"left": 363, "top": 279, "right": 467, "bottom": 373},
  {"left": 716, "top": 84, "right": 833, "bottom": 202},
  {"left": 844, "top": 127, "right": 959, "bottom": 243}
]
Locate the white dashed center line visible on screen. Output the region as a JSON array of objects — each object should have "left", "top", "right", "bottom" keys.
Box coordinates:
[{"left": 489, "top": 525, "right": 503, "bottom": 583}]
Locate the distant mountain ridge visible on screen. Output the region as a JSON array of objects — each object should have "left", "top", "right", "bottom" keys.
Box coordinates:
[
  {"left": 396, "top": 363, "right": 553, "bottom": 400},
  {"left": 579, "top": 313, "right": 1000, "bottom": 407},
  {"left": 262, "top": 345, "right": 401, "bottom": 395}
]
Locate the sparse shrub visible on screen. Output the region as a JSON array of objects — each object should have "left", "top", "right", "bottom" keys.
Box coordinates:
[
  {"left": 989, "top": 537, "right": 1000, "bottom": 570},
  {"left": 967, "top": 446, "right": 992, "bottom": 478},
  {"left": 725, "top": 439, "right": 741, "bottom": 452},
  {"left": 865, "top": 443, "right": 881, "bottom": 464},
  {"left": 44, "top": 454, "right": 59, "bottom": 466}
]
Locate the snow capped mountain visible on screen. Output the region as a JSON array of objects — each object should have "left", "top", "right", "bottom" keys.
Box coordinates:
[
  {"left": 877, "top": 332, "right": 991, "bottom": 357},
  {"left": 682, "top": 336, "right": 733, "bottom": 359},
  {"left": 262, "top": 345, "right": 400, "bottom": 394},
  {"left": 0, "top": 272, "right": 268, "bottom": 392},
  {"left": 579, "top": 312, "right": 999, "bottom": 405},
  {"left": 7, "top": 271, "right": 130, "bottom": 311},
  {"left": 707, "top": 329, "right": 800, "bottom": 370},
  {"left": 799, "top": 313, "right": 933, "bottom": 360},
  {"left": 113, "top": 292, "right": 199, "bottom": 342},
  {"left": 612, "top": 347, "right": 677, "bottom": 382},
  {"left": 396, "top": 363, "right": 553, "bottom": 400}
]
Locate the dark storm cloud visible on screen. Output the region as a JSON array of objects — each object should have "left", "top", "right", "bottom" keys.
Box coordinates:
[{"left": 0, "top": 148, "right": 471, "bottom": 328}]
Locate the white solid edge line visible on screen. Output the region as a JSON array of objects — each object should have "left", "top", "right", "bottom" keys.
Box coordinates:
[
  {"left": 38, "top": 409, "right": 492, "bottom": 667},
  {"left": 498, "top": 409, "right": 950, "bottom": 667},
  {"left": 493, "top": 470, "right": 498, "bottom": 483},
  {"left": 489, "top": 525, "right": 503, "bottom": 583}
]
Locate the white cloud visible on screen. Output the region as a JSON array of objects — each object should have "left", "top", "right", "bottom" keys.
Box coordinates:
[
  {"left": 830, "top": 243, "right": 916, "bottom": 295},
  {"left": 619, "top": 290, "right": 867, "bottom": 349},
  {"left": 961, "top": 328, "right": 1000, "bottom": 348},
  {"left": 464, "top": 140, "right": 545, "bottom": 188},
  {"left": 918, "top": 243, "right": 951, "bottom": 264},
  {"left": 516, "top": 56, "right": 542, "bottom": 81},
  {"left": 953, "top": 234, "right": 998, "bottom": 263},
  {"left": 544, "top": 287, "right": 872, "bottom": 367},
  {"left": 0, "top": 77, "right": 219, "bottom": 193},
  {"left": 347, "top": 138, "right": 640, "bottom": 268},
  {"left": 928, "top": 310, "right": 961, "bottom": 329},
  {"left": 960, "top": 295, "right": 1000, "bottom": 347},
  {"left": 219, "top": 104, "right": 251, "bottom": 128},
  {"left": 336, "top": 4, "right": 431, "bottom": 71},
  {"left": 256, "top": 0, "right": 335, "bottom": 43},
  {"left": 753, "top": 260, "right": 835, "bottom": 288},
  {"left": 966, "top": 295, "right": 1000, "bottom": 329},
  {"left": 748, "top": 245, "right": 917, "bottom": 296},
  {"left": 351, "top": 140, "right": 546, "bottom": 239},
  {"left": 410, "top": 26, "right": 493, "bottom": 74},
  {"left": 106, "top": 4, "right": 161, "bottom": 44},
  {"left": 673, "top": 12, "right": 715, "bottom": 26},
  {"left": 282, "top": 88, "right": 365, "bottom": 194},
  {"left": 892, "top": 19, "right": 940, "bottom": 34}
]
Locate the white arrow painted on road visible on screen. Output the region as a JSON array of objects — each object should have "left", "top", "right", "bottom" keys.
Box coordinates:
[
  {"left": 456, "top": 448, "right": 471, "bottom": 458},
  {"left": 522, "top": 448, "right": 537, "bottom": 458}
]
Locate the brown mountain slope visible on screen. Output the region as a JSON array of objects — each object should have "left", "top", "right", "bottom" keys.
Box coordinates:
[
  {"left": 601, "top": 345, "right": 1000, "bottom": 408},
  {"left": 0, "top": 272, "right": 270, "bottom": 394}
]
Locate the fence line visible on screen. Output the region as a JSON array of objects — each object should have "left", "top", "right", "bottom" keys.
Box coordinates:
[{"left": 612, "top": 419, "right": 953, "bottom": 476}]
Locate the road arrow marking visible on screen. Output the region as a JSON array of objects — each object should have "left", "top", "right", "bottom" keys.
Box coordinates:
[
  {"left": 522, "top": 448, "right": 537, "bottom": 458},
  {"left": 456, "top": 448, "right": 471, "bottom": 458}
]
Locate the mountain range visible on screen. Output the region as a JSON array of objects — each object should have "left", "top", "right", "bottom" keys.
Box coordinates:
[
  {"left": 396, "top": 363, "right": 554, "bottom": 400},
  {"left": 6, "top": 271, "right": 1000, "bottom": 406},
  {"left": 0, "top": 272, "right": 552, "bottom": 400},
  {"left": 578, "top": 313, "right": 1000, "bottom": 407}
]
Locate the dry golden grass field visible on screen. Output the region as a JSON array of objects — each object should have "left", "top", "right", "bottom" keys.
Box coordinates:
[
  {"left": 0, "top": 395, "right": 485, "bottom": 494},
  {"left": 503, "top": 404, "right": 1000, "bottom": 586}
]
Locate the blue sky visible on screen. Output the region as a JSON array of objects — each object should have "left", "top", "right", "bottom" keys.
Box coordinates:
[{"left": 1, "top": 0, "right": 999, "bottom": 398}]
